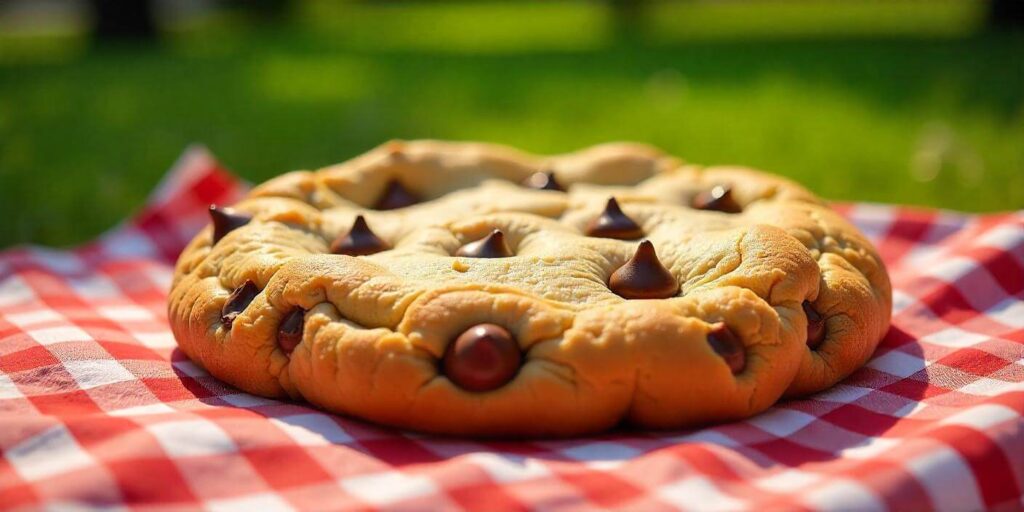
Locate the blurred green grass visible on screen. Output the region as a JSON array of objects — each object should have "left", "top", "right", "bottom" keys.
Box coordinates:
[{"left": 1, "top": 0, "right": 1022, "bottom": 248}]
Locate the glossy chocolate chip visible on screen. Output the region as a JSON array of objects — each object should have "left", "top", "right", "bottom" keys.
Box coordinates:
[
  {"left": 609, "top": 240, "right": 679, "bottom": 299},
  {"left": 277, "top": 308, "right": 305, "bottom": 355},
  {"left": 587, "top": 197, "right": 643, "bottom": 239},
  {"left": 331, "top": 215, "right": 390, "bottom": 256},
  {"left": 803, "top": 300, "right": 826, "bottom": 349},
  {"left": 443, "top": 323, "right": 521, "bottom": 392},
  {"left": 522, "top": 171, "right": 564, "bottom": 192},
  {"left": 374, "top": 180, "right": 419, "bottom": 210},
  {"left": 221, "top": 280, "right": 258, "bottom": 327},
  {"left": 455, "top": 229, "right": 513, "bottom": 258},
  {"left": 706, "top": 323, "right": 745, "bottom": 374},
  {"left": 692, "top": 185, "right": 742, "bottom": 214},
  {"left": 209, "top": 205, "right": 253, "bottom": 244}
]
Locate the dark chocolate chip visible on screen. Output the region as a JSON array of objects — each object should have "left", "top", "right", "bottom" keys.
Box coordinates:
[
  {"left": 692, "top": 185, "right": 742, "bottom": 214},
  {"left": 221, "top": 280, "right": 258, "bottom": 327},
  {"left": 522, "top": 171, "right": 565, "bottom": 192},
  {"left": 803, "top": 300, "right": 826, "bottom": 349},
  {"left": 609, "top": 240, "right": 679, "bottom": 299},
  {"left": 586, "top": 197, "right": 643, "bottom": 239},
  {"left": 443, "top": 323, "right": 521, "bottom": 392},
  {"left": 209, "top": 205, "right": 253, "bottom": 244},
  {"left": 706, "top": 322, "right": 746, "bottom": 374},
  {"left": 277, "top": 307, "right": 305, "bottom": 355},
  {"left": 331, "top": 215, "right": 390, "bottom": 256},
  {"left": 455, "top": 229, "right": 513, "bottom": 258},
  {"left": 374, "top": 180, "right": 419, "bottom": 210}
]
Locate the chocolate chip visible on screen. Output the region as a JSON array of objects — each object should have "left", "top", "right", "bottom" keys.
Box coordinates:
[
  {"left": 586, "top": 197, "right": 643, "bottom": 239},
  {"left": 209, "top": 205, "right": 253, "bottom": 244},
  {"left": 803, "top": 300, "right": 826, "bottom": 349},
  {"left": 692, "top": 185, "right": 742, "bottom": 213},
  {"left": 374, "top": 180, "right": 419, "bottom": 210},
  {"left": 609, "top": 240, "right": 679, "bottom": 299},
  {"left": 706, "top": 323, "right": 745, "bottom": 374},
  {"left": 455, "top": 229, "right": 513, "bottom": 258},
  {"left": 443, "top": 323, "right": 521, "bottom": 392},
  {"left": 331, "top": 215, "right": 390, "bottom": 256},
  {"left": 522, "top": 171, "right": 564, "bottom": 192},
  {"left": 221, "top": 280, "right": 258, "bottom": 327},
  {"left": 277, "top": 307, "right": 305, "bottom": 355}
]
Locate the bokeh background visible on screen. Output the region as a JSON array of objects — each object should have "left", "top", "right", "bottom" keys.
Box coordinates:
[{"left": 1, "top": 0, "right": 1022, "bottom": 248}]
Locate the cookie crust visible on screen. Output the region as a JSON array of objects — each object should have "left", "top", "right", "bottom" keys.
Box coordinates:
[{"left": 169, "top": 140, "right": 891, "bottom": 437}]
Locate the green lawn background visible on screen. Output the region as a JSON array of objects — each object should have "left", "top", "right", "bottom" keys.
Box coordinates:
[{"left": 1, "top": 0, "right": 1022, "bottom": 248}]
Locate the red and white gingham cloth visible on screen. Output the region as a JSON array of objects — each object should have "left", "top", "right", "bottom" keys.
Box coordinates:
[{"left": 1, "top": 147, "right": 1022, "bottom": 511}]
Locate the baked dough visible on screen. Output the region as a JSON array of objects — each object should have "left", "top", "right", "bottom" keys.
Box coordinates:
[{"left": 169, "top": 140, "right": 891, "bottom": 437}]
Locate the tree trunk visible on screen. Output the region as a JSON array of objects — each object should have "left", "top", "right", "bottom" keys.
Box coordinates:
[
  {"left": 988, "top": 0, "right": 1024, "bottom": 30},
  {"left": 90, "top": 0, "right": 156, "bottom": 40},
  {"left": 610, "top": 0, "right": 646, "bottom": 42}
]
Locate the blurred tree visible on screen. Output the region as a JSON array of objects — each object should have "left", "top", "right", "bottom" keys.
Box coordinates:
[
  {"left": 89, "top": 0, "right": 156, "bottom": 39},
  {"left": 989, "top": 0, "right": 1024, "bottom": 29},
  {"left": 610, "top": 0, "right": 648, "bottom": 41},
  {"left": 606, "top": 0, "right": 647, "bottom": 41},
  {"left": 252, "top": 0, "right": 291, "bottom": 19},
  {"left": 221, "top": 0, "right": 292, "bottom": 21}
]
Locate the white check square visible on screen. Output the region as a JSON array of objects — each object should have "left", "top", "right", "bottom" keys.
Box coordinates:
[
  {"left": 748, "top": 408, "right": 817, "bottom": 437},
  {"left": 0, "top": 275, "right": 35, "bottom": 307},
  {"left": 98, "top": 227, "right": 160, "bottom": 260},
  {"left": 920, "top": 327, "right": 990, "bottom": 348},
  {"left": 271, "top": 414, "right": 354, "bottom": 445},
  {"left": 207, "top": 492, "right": 294, "bottom": 512},
  {"left": 657, "top": 476, "right": 746, "bottom": 511},
  {"left": 340, "top": 471, "right": 438, "bottom": 506},
  {"left": 958, "top": 378, "right": 1024, "bottom": 397},
  {"left": 846, "top": 204, "right": 895, "bottom": 244},
  {"left": 144, "top": 267, "right": 174, "bottom": 291},
  {"left": 906, "top": 446, "right": 984, "bottom": 512},
  {"left": 839, "top": 437, "right": 901, "bottom": 459},
  {"left": 28, "top": 325, "right": 92, "bottom": 345},
  {"left": 4, "top": 309, "right": 64, "bottom": 327},
  {"left": 220, "top": 393, "right": 280, "bottom": 408},
  {"left": 559, "top": 441, "right": 641, "bottom": 469},
  {"left": 468, "top": 452, "right": 551, "bottom": 483},
  {"left": 940, "top": 403, "right": 1019, "bottom": 429},
  {"left": 171, "top": 360, "right": 209, "bottom": 377},
  {"left": 63, "top": 359, "right": 136, "bottom": 389},
  {"left": 814, "top": 384, "right": 874, "bottom": 404},
  {"left": 754, "top": 469, "right": 822, "bottom": 492},
  {"left": 922, "top": 256, "right": 976, "bottom": 283},
  {"left": 666, "top": 429, "right": 740, "bottom": 447},
  {"left": 109, "top": 403, "right": 176, "bottom": 417},
  {"left": 148, "top": 420, "right": 237, "bottom": 457},
  {"left": 133, "top": 331, "right": 177, "bottom": 349},
  {"left": 891, "top": 289, "right": 919, "bottom": 315},
  {"left": 98, "top": 305, "right": 154, "bottom": 322},
  {"left": 6, "top": 425, "right": 95, "bottom": 480},
  {"left": 801, "top": 479, "right": 885, "bottom": 511},
  {"left": 977, "top": 224, "right": 1024, "bottom": 251},
  {"left": 0, "top": 373, "right": 23, "bottom": 399},
  {"left": 29, "top": 248, "right": 85, "bottom": 274},
  {"left": 867, "top": 350, "right": 927, "bottom": 378},
  {"left": 67, "top": 274, "right": 122, "bottom": 299},
  {"left": 986, "top": 297, "right": 1024, "bottom": 328}
]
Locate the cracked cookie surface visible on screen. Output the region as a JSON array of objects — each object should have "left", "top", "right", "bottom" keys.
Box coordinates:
[{"left": 169, "top": 140, "right": 891, "bottom": 437}]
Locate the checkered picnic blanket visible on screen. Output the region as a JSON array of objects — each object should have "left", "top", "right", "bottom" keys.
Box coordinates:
[{"left": 1, "top": 147, "right": 1022, "bottom": 511}]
